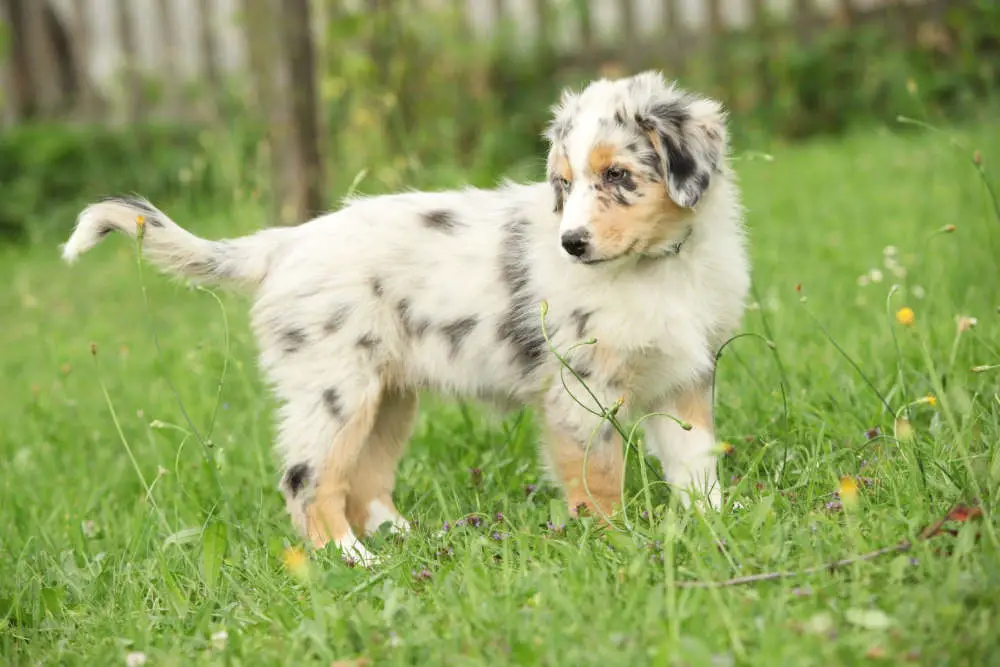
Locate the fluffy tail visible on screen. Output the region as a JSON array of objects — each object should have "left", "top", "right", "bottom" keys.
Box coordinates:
[{"left": 61, "top": 195, "right": 279, "bottom": 288}]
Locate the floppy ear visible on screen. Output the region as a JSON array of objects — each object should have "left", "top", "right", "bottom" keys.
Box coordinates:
[{"left": 637, "top": 90, "right": 727, "bottom": 209}]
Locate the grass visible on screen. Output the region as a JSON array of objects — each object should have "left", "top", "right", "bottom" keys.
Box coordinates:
[{"left": 1, "top": 118, "right": 999, "bottom": 666}]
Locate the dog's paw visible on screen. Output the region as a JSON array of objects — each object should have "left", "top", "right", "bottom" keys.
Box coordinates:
[{"left": 337, "top": 534, "right": 379, "bottom": 568}]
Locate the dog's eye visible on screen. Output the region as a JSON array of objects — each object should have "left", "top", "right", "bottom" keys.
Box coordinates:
[
  {"left": 559, "top": 177, "right": 572, "bottom": 191},
  {"left": 603, "top": 166, "right": 629, "bottom": 185}
]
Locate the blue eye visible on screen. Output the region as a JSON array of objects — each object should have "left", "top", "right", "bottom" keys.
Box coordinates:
[{"left": 559, "top": 177, "right": 572, "bottom": 190}]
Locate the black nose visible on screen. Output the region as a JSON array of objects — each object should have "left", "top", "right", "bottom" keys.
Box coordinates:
[{"left": 561, "top": 229, "right": 590, "bottom": 258}]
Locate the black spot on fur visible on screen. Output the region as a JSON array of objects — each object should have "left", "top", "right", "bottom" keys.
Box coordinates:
[
  {"left": 614, "top": 109, "right": 627, "bottom": 126},
  {"left": 649, "top": 101, "right": 690, "bottom": 134},
  {"left": 99, "top": 195, "right": 165, "bottom": 227},
  {"left": 396, "top": 299, "right": 431, "bottom": 339},
  {"left": 423, "top": 209, "right": 460, "bottom": 232},
  {"left": 549, "top": 175, "right": 565, "bottom": 213},
  {"left": 323, "top": 305, "right": 351, "bottom": 334},
  {"left": 572, "top": 364, "right": 593, "bottom": 380},
  {"left": 357, "top": 333, "right": 379, "bottom": 350},
  {"left": 599, "top": 422, "right": 615, "bottom": 443},
  {"left": 97, "top": 225, "right": 114, "bottom": 238},
  {"left": 322, "top": 388, "right": 343, "bottom": 419},
  {"left": 570, "top": 309, "right": 593, "bottom": 340},
  {"left": 661, "top": 133, "right": 697, "bottom": 185},
  {"left": 281, "top": 328, "right": 307, "bottom": 353},
  {"left": 284, "top": 463, "right": 311, "bottom": 496},
  {"left": 639, "top": 146, "right": 664, "bottom": 179},
  {"left": 619, "top": 171, "right": 638, "bottom": 193},
  {"left": 497, "top": 217, "right": 549, "bottom": 372},
  {"left": 441, "top": 316, "right": 478, "bottom": 359},
  {"left": 371, "top": 277, "right": 385, "bottom": 298},
  {"left": 611, "top": 190, "right": 632, "bottom": 207}
]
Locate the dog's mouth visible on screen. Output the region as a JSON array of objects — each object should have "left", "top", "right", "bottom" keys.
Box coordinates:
[{"left": 576, "top": 241, "right": 639, "bottom": 266}]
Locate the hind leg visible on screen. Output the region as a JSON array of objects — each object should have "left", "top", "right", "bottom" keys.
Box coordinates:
[
  {"left": 278, "top": 375, "right": 384, "bottom": 565},
  {"left": 345, "top": 388, "right": 418, "bottom": 537}
]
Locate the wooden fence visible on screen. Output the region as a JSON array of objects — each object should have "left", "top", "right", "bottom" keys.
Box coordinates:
[{"left": 0, "top": 0, "right": 952, "bottom": 222}]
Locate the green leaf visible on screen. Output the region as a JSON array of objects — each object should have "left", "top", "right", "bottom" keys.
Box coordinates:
[
  {"left": 40, "top": 587, "right": 64, "bottom": 616},
  {"left": 201, "top": 522, "right": 229, "bottom": 593}
]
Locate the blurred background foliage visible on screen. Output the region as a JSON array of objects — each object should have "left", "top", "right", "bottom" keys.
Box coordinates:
[{"left": 0, "top": 0, "right": 997, "bottom": 244}]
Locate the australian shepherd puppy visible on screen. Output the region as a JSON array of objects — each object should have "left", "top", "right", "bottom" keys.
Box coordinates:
[{"left": 62, "top": 71, "right": 749, "bottom": 565}]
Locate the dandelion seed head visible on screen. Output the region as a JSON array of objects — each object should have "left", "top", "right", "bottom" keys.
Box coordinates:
[
  {"left": 957, "top": 315, "right": 978, "bottom": 332},
  {"left": 869, "top": 269, "right": 884, "bottom": 283}
]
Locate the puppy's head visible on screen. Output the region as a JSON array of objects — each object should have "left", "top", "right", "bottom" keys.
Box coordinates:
[{"left": 544, "top": 71, "right": 728, "bottom": 264}]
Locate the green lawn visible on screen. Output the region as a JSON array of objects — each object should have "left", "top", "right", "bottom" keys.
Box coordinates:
[{"left": 2, "top": 121, "right": 999, "bottom": 666}]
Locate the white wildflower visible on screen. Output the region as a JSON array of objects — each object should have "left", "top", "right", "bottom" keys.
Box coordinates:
[{"left": 211, "top": 630, "right": 228, "bottom": 650}]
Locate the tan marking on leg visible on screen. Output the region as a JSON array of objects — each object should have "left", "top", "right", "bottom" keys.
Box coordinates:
[
  {"left": 345, "top": 388, "right": 418, "bottom": 535},
  {"left": 305, "top": 385, "right": 383, "bottom": 549},
  {"left": 543, "top": 417, "right": 624, "bottom": 521},
  {"left": 673, "top": 381, "right": 713, "bottom": 431}
]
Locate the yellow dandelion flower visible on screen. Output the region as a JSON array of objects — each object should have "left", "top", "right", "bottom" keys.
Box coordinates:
[
  {"left": 720, "top": 441, "right": 735, "bottom": 455},
  {"left": 924, "top": 394, "right": 937, "bottom": 407},
  {"left": 895, "top": 307, "right": 915, "bottom": 326},
  {"left": 838, "top": 476, "right": 859, "bottom": 506},
  {"left": 136, "top": 214, "right": 146, "bottom": 227},
  {"left": 282, "top": 546, "right": 309, "bottom": 580}
]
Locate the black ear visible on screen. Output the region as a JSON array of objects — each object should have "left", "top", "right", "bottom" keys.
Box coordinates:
[{"left": 636, "top": 89, "right": 727, "bottom": 209}]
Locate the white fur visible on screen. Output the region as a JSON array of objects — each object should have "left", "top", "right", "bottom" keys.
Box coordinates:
[{"left": 62, "top": 71, "right": 750, "bottom": 553}]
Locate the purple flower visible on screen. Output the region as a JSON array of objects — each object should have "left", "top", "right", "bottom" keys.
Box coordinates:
[
  {"left": 491, "top": 531, "right": 508, "bottom": 542},
  {"left": 412, "top": 568, "right": 432, "bottom": 582},
  {"left": 466, "top": 514, "right": 483, "bottom": 528},
  {"left": 524, "top": 484, "right": 537, "bottom": 496},
  {"left": 825, "top": 500, "right": 843, "bottom": 512},
  {"left": 455, "top": 518, "right": 466, "bottom": 528},
  {"left": 546, "top": 520, "right": 565, "bottom": 533},
  {"left": 468, "top": 467, "right": 483, "bottom": 486},
  {"left": 436, "top": 547, "right": 454, "bottom": 559},
  {"left": 441, "top": 521, "right": 451, "bottom": 533},
  {"left": 495, "top": 512, "right": 505, "bottom": 523},
  {"left": 864, "top": 426, "right": 881, "bottom": 440}
]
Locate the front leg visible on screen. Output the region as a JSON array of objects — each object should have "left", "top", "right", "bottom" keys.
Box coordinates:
[
  {"left": 540, "top": 387, "right": 624, "bottom": 521},
  {"left": 644, "top": 378, "right": 721, "bottom": 510}
]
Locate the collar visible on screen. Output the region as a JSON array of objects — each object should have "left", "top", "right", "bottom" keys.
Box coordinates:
[{"left": 651, "top": 225, "right": 694, "bottom": 259}]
